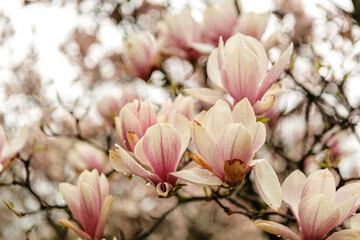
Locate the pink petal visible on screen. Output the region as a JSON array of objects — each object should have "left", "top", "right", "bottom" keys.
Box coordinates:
[
  {"left": 117, "top": 109, "right": 142, "bottom": 151},
  {"left": 254, "top": 220, "right": 300, "bottom": 240},
  {"left": 94, "top": 195, "right": 114, "bottom": 240},
  {"left": 184, "top": 88, "right": 230, "bottom": 107},
  {"left": 167, "top": 112, "right": 190, "bottom": 155},
  {"left": 142, "top": 124, "right": 181, "bottom": 182},
  {"left": 218, "top": 123, "right": 253, "bottom": 163},
  {"left": 299, "top": 194, "right": 340, "bottom": 240},
  {"left": 252, "top": 94, "right": 275, "bottom": 115},
  {"left": 335, "top": 182, "right": 360, "bottom": 224},
  {"left": 248, "top": 122, "right": 266, "bottom": 152},
  {"left": 282, "top": 170, "right": 307, "bottom": 220},
  {"left": 206, "top": 49, "right": 223, "bottom": 89},
  {"left": 202, "top": 100, "right": 233, "bottom": 142},
  {"left": 170, "top": 168, "right": 223, "bottom": 186},
  {"left": 327, "top": 229, "right": 360, "bottom": 240},
  {"left": 232, "top": 98, "right": 256, "bottom": 127},
  {"left": 79, "top": 182, "right": 101, "bottom": 236},
  {"left": 221, "top": 47, "right": 263, "bottom": 104},
  {"left": 337, "top": 195, "right": 357, "bottom": 225},
  {"left": 235, "top": 12, "right": 270, "bottom": 42},
  {"left": 190, "top": 120, "right": 224, "bottom": 179},
  {"left": 257, "top": 43, "right": 293, "bottom": 100},
  {"left": 109, "top": 147, "right": 162, "bottom": 186},
  {"left": 301, "top": 169, "right": 336, "bottom": 200},
  {"left": 253, "top": 160, "right": 282, "bottom": 211},
  {"left": 137, "top": 100, "right": 158, "bottom": 134},
  {"left": 58, "top": 219, "right": 92, "bottom": 240}
]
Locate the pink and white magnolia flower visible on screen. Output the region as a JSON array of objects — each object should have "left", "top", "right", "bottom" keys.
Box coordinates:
[
  {"left": 172, "top": 99, "right": 282, "bottom": 210},
  {"left": 0, "top": 125, "right": 28, "bottom": 173},
  {"left": 97, "top": 96, "right": 121, "bottom": 125},
  {"left": 160, "top": 94, "right": 195, "bottom": 120},
  {"left": 202, "top": 0, "right": 238, "bottom": 45},
  {"left": 186, "top": 33, "right": 293, "bottom": 114},
  {"left": 59, "top": 169, "right": 114, "bottom": 240},
  {"left": 110, "top": 123, "right": 190, "bottom": 197},
  {"left": 122, "top": 31, "right": 160, "bottom": 79},
  {"left": 255, "top": 169, "right": 360, "bottom": 240}
]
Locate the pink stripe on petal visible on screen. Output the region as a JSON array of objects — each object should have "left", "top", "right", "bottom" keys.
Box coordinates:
[
  {"left": 142, "top": 124, "right": 181, "bottom": 182},
  {"left": 299, "top": 194, "right": 340, "bottom": 240},
  {"left": 94, "top": 195, "right": 114, "bottom": 240},
  {"left": 79, "top": 183, "right": 101, "bottom": 237},
  {"left": 301, "top": 168, "right": 336, "bottom": 201}
]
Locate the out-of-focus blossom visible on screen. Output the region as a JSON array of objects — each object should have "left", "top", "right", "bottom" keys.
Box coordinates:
[
  {"left": 186, "top": 33, "right": 293, "bottom": 114},
  {"left": 172, "top": 99, "right": 282, "bottom": 210},
  {"left": 110, "top": 123, "right": 190, "bottom": 197},
  {"left": 159, "top": 8, "right": 204, "bottom": 60},
  {"left": 202, "top": 0, "right": 238, "bottom": 45},
  {"left": 160, "top": 94, "right": 195, "bottom": 120},
  {"left": 327, "top": 214, "right": 360, "bottom": 239},
  {"left": 0, "top": 125, "right": 29, "bottom": 173},
  {"left": 233, "top": 12, "right": 269, "bottom": 42},
  {"left": 97, "top": 97, "right": 121, "bottom": 125},
  {"left": 59, "top": 169, "right": 114, "bottom": 240},
  {"left": 121, "top": 31, "right": 160, "bottom": 80},
  {"left": 255, "top": 169, "right": 360, "bottom": 239},
  {"left": 68, "top": 141, "right": 109, "bottom": 173},
  {"left": 115, "top": 99, "right": 157, "bottom": 152}
]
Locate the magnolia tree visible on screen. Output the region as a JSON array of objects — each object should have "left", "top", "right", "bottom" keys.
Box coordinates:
[{"left": 1, "top": 0, "right": 360, "bottom": 239}]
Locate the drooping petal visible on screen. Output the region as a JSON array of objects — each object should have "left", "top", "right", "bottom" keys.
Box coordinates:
[
  {"left": 184, "top": 88, "right": 230, "bottom": 109},
  {"left": 170, "top": 168, "right": 223, "bottom": 186},
  {"left": 282, "top": 170, "right": 306, "bottom": 219},
  {"left": 221, "top": 47, "right": 263, "bottom": 104},
  {"left": 109, "top": 147, "right": 162, "bottom": 186},
  {"left": 202, "top": 100, "right": 233, "bottom": 142},
  {"left": 327, "top": 229, "right": 360, "bottom": 240},
  {"left": 232, "top": 98, "right": 256, "bottom": 127},
  {"left": 218, "top": 123, "right": 253, "bottom": 163},
  {"left": 190, "top": 120, "right": 224, "bottom": 179},
  {"left": 301, "top": 168, "right": 336, "bottom": 201},
  {"left": 142, "top": 124, "right": 181, "bottom": 181},
  {"left": 298, "top": 194, "right": 340, "bottom": 240},
  {"left": 58, "top": 219, "right": 92, "bottom": 240},
  {"left": 206, "top": 49, "right": 223, "bottom": 88},
  {"left": 253, "top": 220, "right": 300, "bottom": 240},
  {"left": 94, "top": 195, "right": 114, "bottom": 240},
  {"left": 257, "top": 43, "right": 293, "bottom": 100},
  {"left": 253, "top": 160, "right": 282, "bottom": 211}
]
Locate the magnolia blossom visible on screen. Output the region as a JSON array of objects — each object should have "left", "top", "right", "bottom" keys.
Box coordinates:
[
  {"left": 68, "top": 141, "right": 109, "bottom": 173},
  {"left": 97, "top": 96, "right": 121, "bottom": 124},
  {"left": 172, "top": 99, "right": 282, "bottom": 210},
  {"left": 110, "top": 123, "right": 190, "bottom": 197},
  {"left": 159, "top": 8, "right": 205, "bottom": 60},
  {"left": 122, "top": 31, "right": 159, "bottom": 79},
  {"left": 59, "top": 169, "right": 114, "bottom": 240},
  {"left": 186, "top": 33, "right": 293, "bottom": 114},
  {"left": 159, "top": 94, "right": 195, "bottom": 120},
  {"left": 255, "top": 169, "right": 360, "bottom": 240},
  {"left": 0, "top": 125, "right": 28, "bottom": 173},
  {"left": 202, "top": 0, "right": 238, "bottom": 45},
  {"left": 234, "top": 12, "right": 270, "bottom": 42}
]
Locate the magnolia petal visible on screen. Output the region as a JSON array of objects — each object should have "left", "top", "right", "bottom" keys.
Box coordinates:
[
  {"left": 252, "top": 94, "right": 275, "bottom": 115},
  {"left": 203, "top": 100, "right": 233, "bottom": 142},
  {"left": 94, "top": 195, "right": 114, "bottom": 240},
  {"left": 167, "top": 112, "right": 190, "bottom": 156},
  {"left": 218, "top": 36, "right": 225, "bottom": 70},
  {"left": 79, "top": 182, "right": 100, "bottom": 235},
  {"left": 337, "top": 195, "right": 357, "bottom": 225},
  {"left": 232, "top": 98, "right": 256, "bottom": 127},
  {"left": 221, "top": 47, "right": 262, "bottom": 104},
  {"left": 299, "top": 194, "right": 340, "bottom": 240},
  {"left": 257, "top": 43, "right": 293, "bottom": 99},
  {"left": 189, "top": 152, "right": 216, "bottom": 174},
  {"left": 206, "top": 49, "right": 223, "bottom": 88},
  {"left": 170, "top": 168, "right": 223, "bottom": 186},
  {"left": 235, "top": 12, "right": 270, "bottom": 41},
  {"left": 142, "top": 124, "right": 181, "bottom": 182},
  {"left": 118, "top": 109, "right": 142, "bottom": 151},
  {"left": 1, "top": 125, "right": 29, "bottom": 161},
  {"left": 184, "top": 88, "right": 230, "bottom": 107},
  {"left": 190, "top": 120, "right": 224, "bottom": 179},
  {"left": 219, "top": 123, "right": 253, "bottom": 163},
  {"left": 335, "top": 182, "right": 360, "bottom": 207},
  {"left": 138, "top": 100, "right": 157, "bottom": 133},
  {"left": 282, "top": 170, "right": 306, "bottom": 220},
  {"left": 253, "top": 220, "right": 300, "bottom": 240},
  {"left": 59, "top": 183, "right": 85, "bottom": 229},
  {"left": 253, "top": 160, "right": 282, "bottom": 211},
  {"left": 188, "top": 42, "right": 214, "bottom": 54},
  {"left": 248, "top": 122, "right": 266, "bottom": 152},
  {"left": 98, "top": 173, "right": 110, "bottom": 203},
  {"left": 351, "top": 213, "right": 360, "bottom": 229},
  {"left": 58, "top": 219, "right": 92, "bottom": 240},
  {"left": 301, "top": 168, "right": 336, "bottom": 201},
  {"left": 127, "top": 131, "right": 139, "bottom": 151},
  {"left": 327, "top": 229, "right": 360, "bottom": 240},
  {"left": 110, "top": 146, "right": 162, "bottom": 185},
  {"left": 239, "top": 34, "right": 268, "bottom": 73}
]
